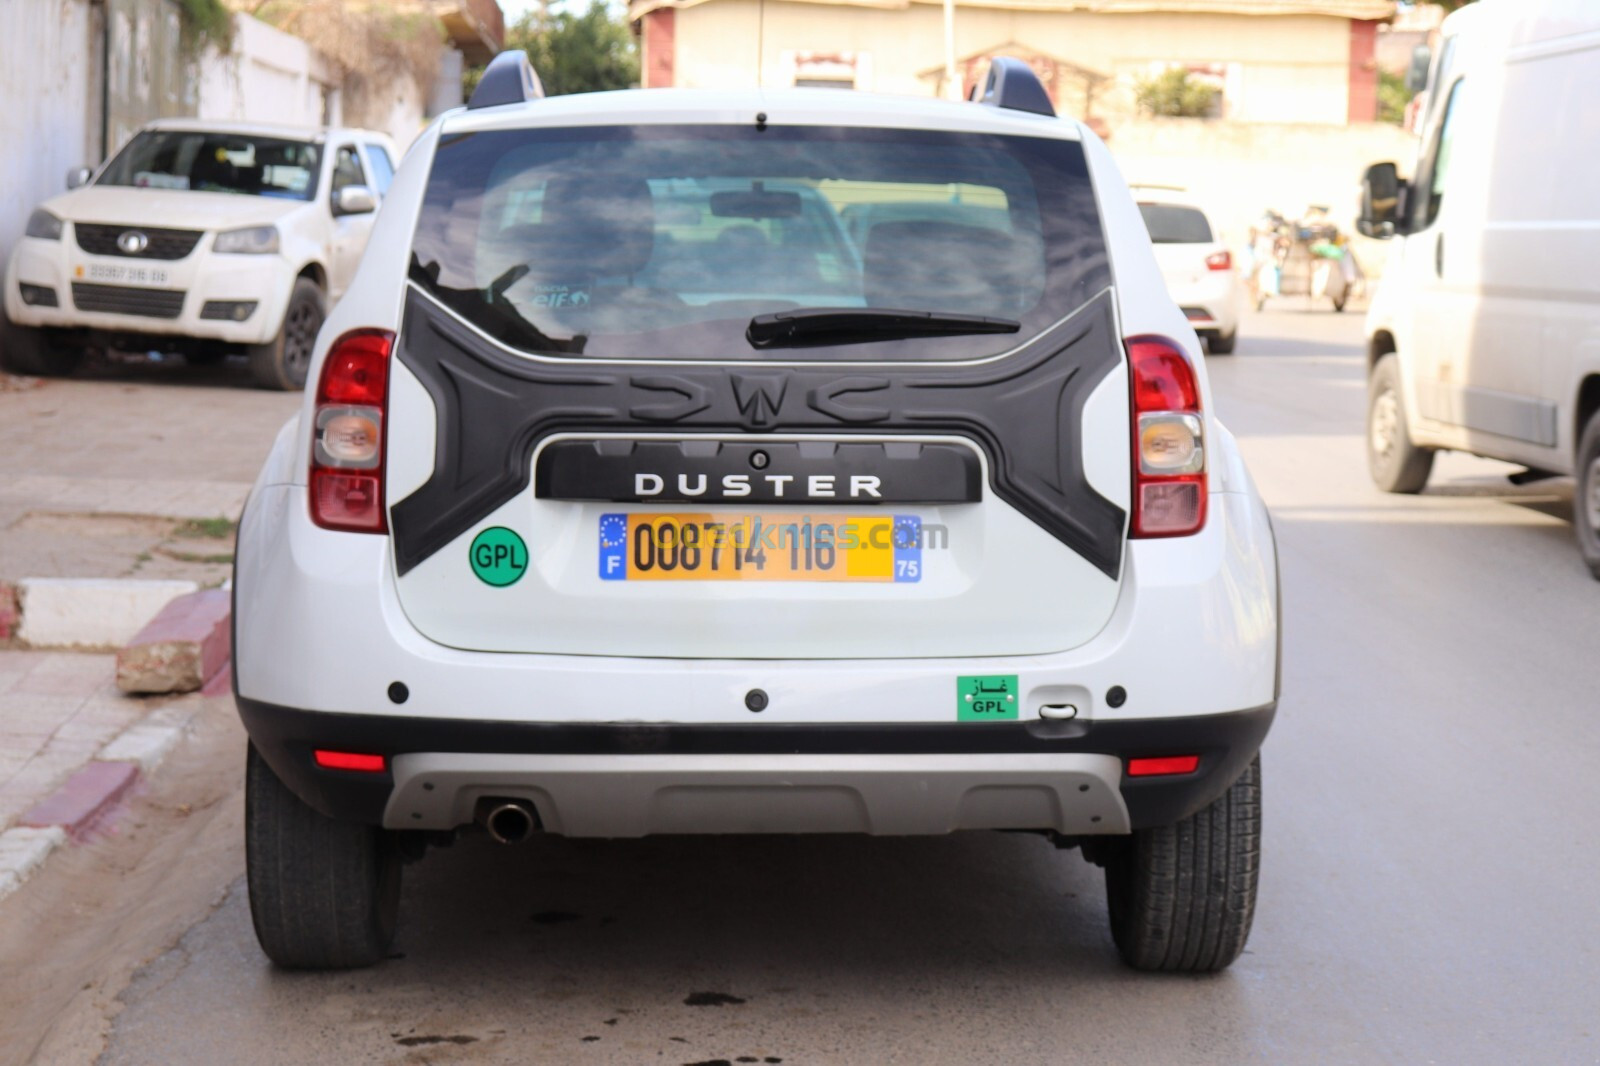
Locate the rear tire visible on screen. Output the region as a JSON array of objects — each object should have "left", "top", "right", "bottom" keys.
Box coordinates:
[
  {"left": 1207, "top": 330, "right": 1237, "bottom": 355},
  {"left": 1, "top": 313, "right": 83, "bottom": 377},
  {"left": 1102, "top": 755, "right": 1262, "bottom": 973},
  {"left": 1574, "top": 412, "right": 1600, "bottom": 581},
  {"left": 248, "top": 277, "right": 324, "bottom": 391},
  {"left": 1367, "top": 353, "right": 1434, "bottom": 493},
  {"left": 245, "top": 744, "right": 401, "bottom": 969}
]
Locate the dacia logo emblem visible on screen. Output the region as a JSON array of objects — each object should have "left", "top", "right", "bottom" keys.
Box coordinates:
[
  {"left": 731, "top": 373, "right": 788, "bottom": 427},
  {"left": 117, "top": 230, "right": 150, "bottom": 255}
]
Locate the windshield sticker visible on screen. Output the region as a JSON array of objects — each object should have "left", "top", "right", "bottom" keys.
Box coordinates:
[
  {"left": 528, "top": 283, "right": 590, "bottom": 308},
  {"left": 134, "top": 171, "right": 190, "bottom": 191}
]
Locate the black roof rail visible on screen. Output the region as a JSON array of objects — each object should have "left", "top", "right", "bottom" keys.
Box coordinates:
[
  {"left": 972, "top": 56, "right": 1055, "bottom": 118},
  {"left": 467, "top": 50, "right": 545, "bottom": 110}
]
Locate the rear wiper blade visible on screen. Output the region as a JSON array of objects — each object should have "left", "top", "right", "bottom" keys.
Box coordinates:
[{"left": 746, "top": 308, "right": 1020, "bottom": 349}]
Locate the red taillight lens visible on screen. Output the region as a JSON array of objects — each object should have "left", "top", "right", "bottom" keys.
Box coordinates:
[
  {"left": 1127, "top": 754, "right": 1200, "bottom": 777},
  {"left": 311, "top": 471, "right": 385, "bottom": 531},
  {"left": 313, "top": 750, "right": 387, "bottom": 773},
  {"left": 310, "top": 329, "right": 394, "bottom": 533},
  {"left": 1205, "top": 249, "right": 1232, "bottom": 272},
  {"left": 1128, "top": 336, "right": 1206, "bottom": 538},
  {"left": 1131, "top": 347, "right": 1200, "bottom": 411},
  {"left": 319, "top": 330, "right": 391, "bottom": 405}
]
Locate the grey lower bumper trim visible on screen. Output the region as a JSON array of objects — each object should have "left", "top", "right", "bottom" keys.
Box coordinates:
[{"left": 384, "top": 752, "right": 1131, "bottom": 837}]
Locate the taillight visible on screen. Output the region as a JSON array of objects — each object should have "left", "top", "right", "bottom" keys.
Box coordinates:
[
  {"left": 1128, "top": 336, "right": 1206, "bottom": 538},
  {"left": 310, "top": 329, "right": 393, "bottom": 533},
  {"left": 1205, "top": 250, "right": 1232, "bottom": 272}
]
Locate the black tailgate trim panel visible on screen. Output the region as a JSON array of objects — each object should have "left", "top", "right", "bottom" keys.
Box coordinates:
[
  {"left": 535, "top": 439, "right": 984, "bottom": 504},
  {"left": 391, "top": 286, "right": 1126, "bottom": 577}
]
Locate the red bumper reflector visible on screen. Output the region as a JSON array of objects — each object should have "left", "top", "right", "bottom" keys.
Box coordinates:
[
  {"left": 313, "top": 750, "right": 387, "bottom": 773},
  {"left": 1127, "top": 754, "right": 1200, "bottom": 777}
]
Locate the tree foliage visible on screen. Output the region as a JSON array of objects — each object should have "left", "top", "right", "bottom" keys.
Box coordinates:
[
  {"left": 1377, "top": 69, "right": 1414, "bottom": 124},
  {"left": 247, "top": 1, "right": 446, "bottom": 127},
  {"left": 1134, "top": 67, "right": 1220, "bottom": 119},
  {"left": 178, "top": 0, "right": 234, "bottom": 54},
  {"left": 469, "top": 3, "right": 639, "bottom": 99}
]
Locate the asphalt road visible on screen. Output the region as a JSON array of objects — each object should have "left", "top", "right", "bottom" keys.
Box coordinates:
[{"left": 31, "top": 309, "right": 1600, "bottom": 1063}]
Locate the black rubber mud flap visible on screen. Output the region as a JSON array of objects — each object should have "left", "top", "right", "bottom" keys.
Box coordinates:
[{"left": 390, "top": 286, "right": 1128, "bottom": 577}]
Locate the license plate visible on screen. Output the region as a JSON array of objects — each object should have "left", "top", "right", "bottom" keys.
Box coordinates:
[
  {"left": 78, "top": 263, "right": 170, "bottom": 286},
  {"left": 599, "top": 513, "right": 921, "bottom": 582}
]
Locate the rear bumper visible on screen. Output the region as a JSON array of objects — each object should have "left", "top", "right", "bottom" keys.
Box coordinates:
[
  {"left": 1167, "top": 273, "right": 1242, "bottom": 335},
  {"left": 234, "top": 426, "right": 1279, "bottom": 837},
  {"left": 237, "top": 695, "right": 1274, "bottom": 835}
]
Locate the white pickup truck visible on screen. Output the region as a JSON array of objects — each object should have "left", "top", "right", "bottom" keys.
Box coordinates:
[{"left": 3, "top": 118, "right": 398, "bottom": 389}]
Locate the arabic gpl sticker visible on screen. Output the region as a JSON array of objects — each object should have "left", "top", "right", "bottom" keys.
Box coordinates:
[
  {"left": 956, "top": 675, "right": 1019, "bottom": 721},
  {"left": 529, "top": 283, "right": 590, "bottom": 308}
]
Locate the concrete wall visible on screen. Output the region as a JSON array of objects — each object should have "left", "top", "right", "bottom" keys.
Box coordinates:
[
  {"left": 0, "top": 0, "right": 102, "bottom": 275},
  {"left": 1108, "top": 117, "right": 1418, "bottom": 275},
  {"left": 104, "top": 0, "right": 192, "bottom": 155},
  {"left": 197, "top": 15, "right": 341, "bottom": 129},
  {"left": 671, "top": 2, "right": 1358, "bottom": 125},
  {"left": 348, "top": 74, "right": 428, "bottom": 150},
  {"left": 196, "top": 12, "right": 431, "bottom": 148}
]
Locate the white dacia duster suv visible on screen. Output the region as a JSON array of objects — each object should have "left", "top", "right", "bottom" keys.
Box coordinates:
[
  {"left": 234, "top": 55, "right": 1280, "bottom": 972},
  {"left": 3, "top": 118, "right": 398, "bottom": 389}
]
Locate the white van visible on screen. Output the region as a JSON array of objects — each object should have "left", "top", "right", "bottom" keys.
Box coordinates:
[{"left": 1357, "top": 0, "right": 1600, "bottom": 576}]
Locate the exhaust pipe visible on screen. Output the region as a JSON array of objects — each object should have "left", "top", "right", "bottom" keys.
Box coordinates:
[{"left": 478, "top": 799, "right": 537, "bottom": 844}]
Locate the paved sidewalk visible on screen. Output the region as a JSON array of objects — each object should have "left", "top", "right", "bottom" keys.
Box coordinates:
[
  {"left": 0, "top": 651, "right": 147, "bottom": 830},
  {"left": 0, "top": 475, "right": 250, "bottom": 522},
  {"left": 0, "top": 365, "right": 268, "bottom": 897},
  {"left": 0, "top": 373, "right": 295, "bottom": 585}
]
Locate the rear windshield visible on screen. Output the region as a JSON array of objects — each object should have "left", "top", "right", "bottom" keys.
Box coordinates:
[
  {"left": 98, "top": 130, "right": 321, "bottom": 200},
  {"left": 1138, "top": 203, "right": 1214, "bottom": 244},
  {"left": 408, "top": 125, "right": 1110, "bottom": 361}
]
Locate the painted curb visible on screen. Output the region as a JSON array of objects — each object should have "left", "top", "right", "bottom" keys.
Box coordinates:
[
  {"left": 19, "top": 761, "right": 140, "bottom": 840},
  {"left": 0, "top": 580, "right": 18, "bottom": 641},
  {"left": 116, "top": 588, "right": 231, "bottom": 695},
  {"left": 0, "top": 827, "right": 67, "bottom": 901},
  {"left": 98, "top": 705, "right": 200, "bottom": 773},
  {"left": 201, "top": 660, "right": 233, "bottom": 699},
  {"left": 17, "top": 578, "right": 198, "bottom": 650},
  {"left": 0, "top": 697, "right": 205, "bottom": 906}
]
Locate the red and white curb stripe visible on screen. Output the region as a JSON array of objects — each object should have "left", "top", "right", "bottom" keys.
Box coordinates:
[
  {"left": 0, "top": 680, "right": 221, "bottom": 905},
  {"left": 6, "top": 578, "right": 200, "bottom": 650}
]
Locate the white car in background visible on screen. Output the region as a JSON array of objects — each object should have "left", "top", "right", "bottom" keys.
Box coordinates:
[
  {"left": 1134, "top": 188, "right": 1243, "bottom": 354},
  {"left": 3, "top": 118, "right": 398, "bottom": 389}
]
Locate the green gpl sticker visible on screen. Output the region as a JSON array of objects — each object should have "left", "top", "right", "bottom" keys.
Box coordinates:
[
  {"left": 469, "top": 526, "right": 528, "bottom": 587},
  {"left": 957, "top": 675, "right": 1019, "bottom": 721}
]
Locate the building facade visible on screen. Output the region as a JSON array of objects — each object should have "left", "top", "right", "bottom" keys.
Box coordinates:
[{"left": 632, "top": 0, "right": 1398, "bottom": 128}]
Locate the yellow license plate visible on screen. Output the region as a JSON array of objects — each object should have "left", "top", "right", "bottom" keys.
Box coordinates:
[{"left": 598, "top": 513, "right": 922, "bottom": 583}]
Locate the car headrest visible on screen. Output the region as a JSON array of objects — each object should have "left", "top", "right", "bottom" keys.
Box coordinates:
[
  {"left": 536, "top": 176, "right": 657, "bottom": 278},
  {"left": 864, "top": 220, "right": 1032, "bottom": 317}
]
